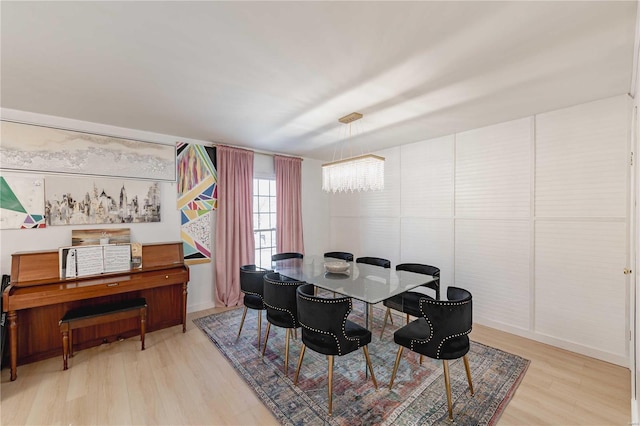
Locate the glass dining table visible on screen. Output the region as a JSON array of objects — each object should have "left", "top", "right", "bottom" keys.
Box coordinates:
[{"left": 272, "top": 255, "right": 437, "bottom": 331}]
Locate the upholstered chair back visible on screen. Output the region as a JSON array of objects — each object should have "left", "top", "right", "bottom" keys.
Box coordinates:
[
  {"left": 271, "top": 252, "right": 304, "bottom": 262},
  {"left": 418, "top": 286, "right": 472, "bottom": 360},
  {"left": 355, "top": 256, "right": 391, "bottom": 268},
  {"left": 239, "top": 265, "right": 271, "bottom": 309},
  {"left": 263, "top": 272, "right": 304, "bottom": 329},
  {"left": 396, "top": 263, "right": 441, "bottom": 300},
  {"left": 323, "top": 251, "right": 354, "bottom": 262},
  {"left": 296, "top": 284, "right": 366, "bottom": 356}
]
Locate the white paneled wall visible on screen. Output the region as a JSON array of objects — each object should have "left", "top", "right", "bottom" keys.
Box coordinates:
[
  {"left": 456, "top": 118, "right": 531, "bottom": 218},
  {"left": 400, "top": 136, "right": 455, "bottom": 286},
  {"left": 357, "top": 217, "right": 401, "bottom": 263},
  {"left": 329, "top": 217, "right": 361, "bottom": 254},
  {"left": 455, "top": 219, "right": 531, "bottom": 331},
  {"left": 536, "top": 96, "right": 629, "bottom": 218},
  {"left": 401, "top": 136, "right": 454, "bottom": 218},
  {"left": 535, "top": 221, "right": 627, "bottom": 357},
  {"left": 400, "top": 217, "right": 454, "bottom": 286},
  {"left": 534, "top": 96, "right": 629, "bottom": 364},
  {"left": 328, "top": 95, "right": 631, "bottom": 366}
]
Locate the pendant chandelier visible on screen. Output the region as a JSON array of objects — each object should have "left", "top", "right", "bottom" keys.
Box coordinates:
[{"left": 321, "top": 112, "right": 385, "bottom": 193}]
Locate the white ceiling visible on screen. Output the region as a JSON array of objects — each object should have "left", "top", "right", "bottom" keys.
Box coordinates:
[{"left": 1, "top": 1, "right": 637, "bottom": 161}]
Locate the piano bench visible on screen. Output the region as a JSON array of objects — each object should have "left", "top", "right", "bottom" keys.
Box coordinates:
[{"left": 59, "top": 298, "right": 147, "bottom": 370}]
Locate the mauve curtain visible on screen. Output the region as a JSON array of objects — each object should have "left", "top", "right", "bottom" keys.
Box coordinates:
[
  {"left": 275, "top": 155, "right": 305, "bottom": 254},
  {"left": 214, "top": 145, "right": 255, "bottom": 307}
]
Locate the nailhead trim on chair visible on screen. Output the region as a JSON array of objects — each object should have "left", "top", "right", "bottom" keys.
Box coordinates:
[
  {"left": 435, "top": 328, "right": 472, "bottom": 359},
  {"left": 263, "top": 301, "right": 296, "bottom": 326},
  {"left": 298, "top": 293, "right": 359, "bottom": 355},
  {"left": 420, "top": 298, "right": 471, "bottom": 309},
  {"left": 240, "top": 267, "right": 270, "bottom": 298},
  {"left": 242, "top": 290, "right": 262, "bottom": 299},
  {"left": 299, "top": 320, "right": 343, "bottom": 355},
  {"left": 409, "top": 316, "right": 434, "bottom": 352},
  {"left": 264, "top": 276, "right": 304, "bottom": 326},
  {"left": 298, "top": 293, "right": 346, "bottom": 304},
  {"left": 415, "top": 296, "right": 472, "bottom": 358},
  {"left": 265, "top": 279, "right": 305, "bottom": 286}
]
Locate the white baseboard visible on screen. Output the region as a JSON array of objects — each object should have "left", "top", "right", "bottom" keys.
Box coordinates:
[{"left": 475, "top": 317, "right": 629, "bottom": 368}]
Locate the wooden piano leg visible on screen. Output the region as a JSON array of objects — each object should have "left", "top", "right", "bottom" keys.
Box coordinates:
[
  {"left": 182, "top": 282, "right": 188, "bottom": 333},
  {"left": 140, "top": 306, "right": 147, "bottom": 350},
  {"left": 62, "top": 328, "right": 69, "bottom": 370},
  {"left": 69, "top": 329, "right": 74, "bottom": 357},
  {"left": 8, "top": 311, "right": 17, "bottom": 381}
]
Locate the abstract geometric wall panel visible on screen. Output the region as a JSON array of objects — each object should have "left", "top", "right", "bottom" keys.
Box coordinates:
[
  {"left": 0, "top": 174, "right": 45, "bottom": 229},
  {"left": 181, "top": 209, "right": 212, "bottom": 265},
  {"left": 45, "top": 176, "right": 161, "bottom": 226},
  {"left": 1, "top": 120, "right": 176, "bottom": 181},
  {"left": 176, "top": 142, "right": 217, "bottom": 211}
]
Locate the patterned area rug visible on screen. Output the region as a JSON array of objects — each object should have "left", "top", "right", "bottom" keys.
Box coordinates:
[{"left": 194, "top": 302, "right": 529, "bottom": 425}]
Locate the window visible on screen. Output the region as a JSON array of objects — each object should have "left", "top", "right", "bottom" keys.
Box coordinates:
[{"left": 253, "top": 178, "right": 276, "bottom": 269}]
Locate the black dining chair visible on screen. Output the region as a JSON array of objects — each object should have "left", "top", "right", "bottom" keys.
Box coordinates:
[
  {"left": 324, "top": 251, "right": 354, "bottom": 262},
  {"left": 294, "top": 284, "right": 377, "bottom": 415},
  {"left": 388, "top": 286, "right": 474, "bottom": 422},
  {"left": 355, "top": 256, "right": 391, "bottom": 320},
  {"left": 237, "top": 265, "right": 272, "bottom": 349},
  {"left": 262, "top": 272, "right": 305, "bottom": 375},
  {"left": 380, "top": 263, "right": 440, "bottom": 338},
  {"left": 271, "top": 252, "right": 304, "bottom": 261},
  {"left": 355, "top": 256, "right": 391, "bottom": 268}
]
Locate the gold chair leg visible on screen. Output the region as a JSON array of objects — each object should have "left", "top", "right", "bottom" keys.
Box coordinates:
[
  {"left": 443, "top": 360, "right": 453, "bottom": 421},
  {"left": 362, "top": 346, "right": 378, "bottom": 389},
  {"left": 284, "top": 329, "right": 290, "bottom": 375},
  {"left": 262, "top": 322, "right": 271, "bottom": 357},
  {"left": 294, "top": 344, "right": 306, "bottom": 385},
  {"left": 380, "top": 308, "right": 390, "bottom": 339},
  {"left": 389, "top": 309, "right": 394, "bottom": 325},
  {"left": 406, "top": 313, "right": 410, "bottom": 325},
  {"left": 463, "top": 355, "right": 474, "bottom": 395},
  {"left": 328, "top": 355, "right": 334, "bottom": 415},
  {"left": 257, "top": 311, "right": 262, "bottom": 350},
  {"left": 388, "top": 346, "right": 404, "bottom": 390},
  {"left": 237, "top": 306, "right": 248, "bottom": 340},
  {"left": 419, "top": 354, "right": 423, "bottom": 365}
]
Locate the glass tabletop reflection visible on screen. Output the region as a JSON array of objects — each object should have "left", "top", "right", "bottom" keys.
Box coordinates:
[{"left": 272, "top": 255, "right": 435, "bottom": 305}]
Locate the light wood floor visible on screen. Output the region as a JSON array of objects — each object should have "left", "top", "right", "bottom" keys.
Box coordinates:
[{"left": 1, "top": 306, "right": 631, "bottom": 425}]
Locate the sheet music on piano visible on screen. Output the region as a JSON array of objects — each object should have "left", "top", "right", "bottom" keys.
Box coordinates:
[
  {"left": 103, "top": 244, "right": 131, "bottom": 273},
  {"left": 75, "top": 246, "right": 105, "bottom": 276},
  {"left": 59, "top": 244, "right": 132, "bottom": 278}
]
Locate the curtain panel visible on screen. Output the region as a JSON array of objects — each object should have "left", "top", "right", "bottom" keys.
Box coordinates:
[
  {"left": 275, "top": 155, "right": 305, "bottom": 254},
  {"left": 214, "top": 145, "right": 255, "bottom": 307}
]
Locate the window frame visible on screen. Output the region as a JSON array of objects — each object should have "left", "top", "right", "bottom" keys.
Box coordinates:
[{"left": 253, "top": 177, "right": 276, "bottom": 269}]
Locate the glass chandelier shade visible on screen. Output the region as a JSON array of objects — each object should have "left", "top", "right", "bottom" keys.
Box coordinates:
[
  {"left": 321, "top": 112, "right": 385, "bottom": 193},
  {"left": 322, "top": 154, "right": 385, "bottom": 193}
]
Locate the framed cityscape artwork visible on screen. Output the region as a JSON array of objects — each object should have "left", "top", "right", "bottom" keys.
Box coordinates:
[{"left": 45, "top": 175, "right": 161, "bottom": 226}]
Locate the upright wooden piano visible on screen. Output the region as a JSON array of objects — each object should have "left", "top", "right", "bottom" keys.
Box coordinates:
[{"left": 2, "top": 241, "right": 189, "bottom": 381}]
